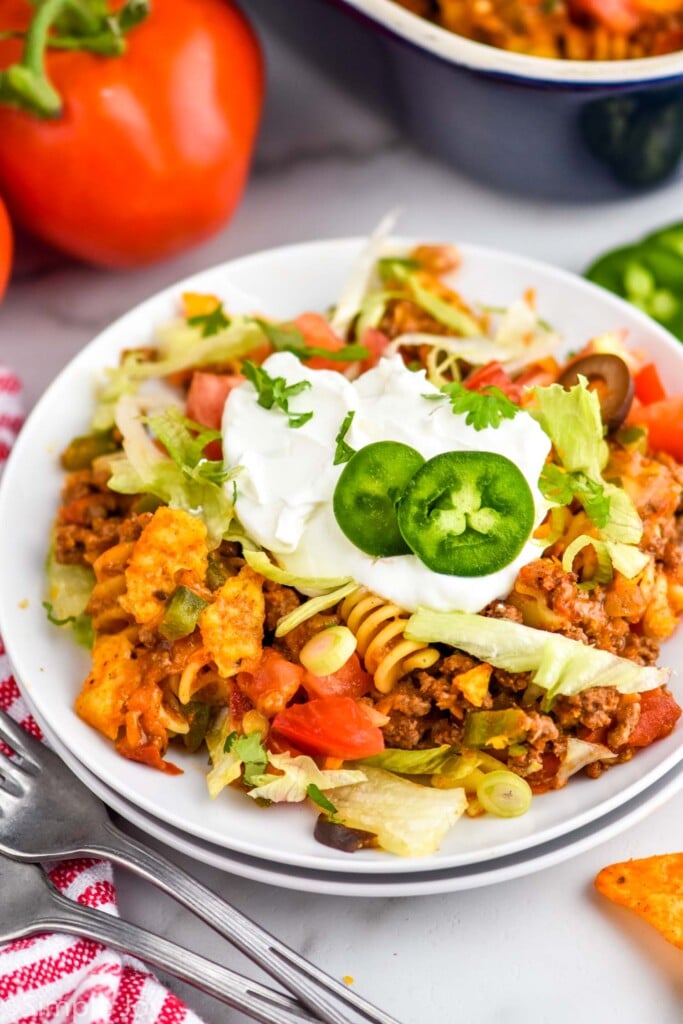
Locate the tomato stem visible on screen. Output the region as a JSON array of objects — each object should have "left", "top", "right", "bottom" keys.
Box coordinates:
[
  {"left": 21, "top": 0, "right": 73, "bottom": 114},
  {"left": 0, "top": 0, "right": 150, "bottom": 118}
]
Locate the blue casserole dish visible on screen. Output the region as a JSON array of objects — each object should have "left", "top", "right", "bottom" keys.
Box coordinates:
[{"left": 253, "top": 0, "right": 683, "bottom": 199}]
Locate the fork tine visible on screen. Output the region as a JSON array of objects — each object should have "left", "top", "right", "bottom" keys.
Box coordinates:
[
  {"left": 0, "top": 707, "right": 41, "bottom": 767},
  {"left": 0, "top": 783, "right": 20, "bottom": 812},
  {"left": 0, "top": 750, "right": 29, "bottom": 791}
]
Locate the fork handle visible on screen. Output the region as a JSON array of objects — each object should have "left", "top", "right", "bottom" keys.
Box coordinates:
[
  {"left": 87, "top": 819, "right": 400, "bottom": 1024},
  {"left": 43, "top": 888, "right": 314, "bottom": 1024}
]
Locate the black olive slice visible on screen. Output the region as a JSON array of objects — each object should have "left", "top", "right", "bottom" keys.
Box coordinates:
[
  {"left": 314, "top": 816, "right": 378, "bottom": 853},
  {"left": 558, "top": 353, "right": 634, "bottom": 432}
]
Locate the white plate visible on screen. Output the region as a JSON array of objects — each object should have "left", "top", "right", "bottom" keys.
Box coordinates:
[
  {"left": 1, "top": 238, "right": 682, "bottom": 876},
  {"left": 19, "top": 685, "right": 683, "bottom": 897}
]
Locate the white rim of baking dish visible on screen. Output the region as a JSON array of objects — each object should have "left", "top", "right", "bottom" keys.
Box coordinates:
[{"left": 340, "top": 0, "right": 683, "bottom": 85}]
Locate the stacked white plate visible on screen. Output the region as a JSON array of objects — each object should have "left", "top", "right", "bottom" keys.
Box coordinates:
[{"left": 2, "top": 239, "right": 682, "bottom": 897}]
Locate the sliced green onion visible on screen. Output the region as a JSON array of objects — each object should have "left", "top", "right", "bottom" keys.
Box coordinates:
[
  {"left": 476, "top": 770, "right": 532, "bottom": 818},
  {"left": 275, "top": 582, "right": 359, "bottom": 638},
  {"left": 299, "top": 626, "right": 357, "bottom": 676}
]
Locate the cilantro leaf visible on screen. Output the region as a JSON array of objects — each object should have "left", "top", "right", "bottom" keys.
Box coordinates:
[
  {"left": 188, "top": 302, "right": 231, "bottom": 337},
  {"left": 242, "top": 360, "right": 314, "bottom": 428},
  {"left": 333, "top": 411, "right": 357, "bottom": 465},
  {"left": 306, "top": 783, "right": 338, "bottom": 815},
  {"left": 253, "top": 317, "right": 368, "bottom": 364},
  {"left": 433, "top": 383, "right": 519, "bottom": 431},
  {"left": 539, "top": 464, "right": 611, "bottom": 528},
  {"left": 224, "top": 731, "right": 269, "bottom": 787}
]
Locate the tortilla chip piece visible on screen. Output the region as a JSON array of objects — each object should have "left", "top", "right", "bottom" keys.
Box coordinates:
[{"left": 595, "top": 855, "right": 683, "bottom": 949}]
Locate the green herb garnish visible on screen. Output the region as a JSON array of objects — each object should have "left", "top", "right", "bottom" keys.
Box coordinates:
[
  {"left": 242, "top": 360, "right": 314, "bottom": 428},
  {"left": 188, "top": 302, "right": 231, "bottom": 337},
  {"left": 224, "top": 731, "right": 269, "bottom": 787},
  {"left": 254, "top": 318, "right": 369, "bottom": 363},
  {"left": 426, "top": 383, "right": 519, "bottom": 431},
  {"left": 333, "top": 411, "right": 357, "bottom": 465}
]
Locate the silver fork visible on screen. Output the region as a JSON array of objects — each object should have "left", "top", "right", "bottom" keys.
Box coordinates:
[
  {"left": 0, "top": 708, "right": 401, "bottom": 1024},
  {"left": 0, "top": 855, "right": 316, "bottom": 1024}
]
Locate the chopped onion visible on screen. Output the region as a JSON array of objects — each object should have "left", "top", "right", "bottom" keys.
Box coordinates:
[{"left": 299, "top": 626, "right": 357, "bottom": 676}]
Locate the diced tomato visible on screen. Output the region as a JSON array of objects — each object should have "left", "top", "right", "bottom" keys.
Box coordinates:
[
  {"left": 464, "top": 361, "right": 523, "bottom": 403},
  {"left": 237, "top": 648, "right": 305, "bottom": 718},
  {"left": 634, "top": 363, "right": 667, "bottom": 405},
  {"left": 272, "top": 696, "right": 385, "bottom": 759},
  {"left": 358, "top": 327, "right": 390, "bottom": 372},
  {"left": 628, "top": 688, "right": 682, "bottom": 748},
  {"left": 293, "top": 312, "right": 354, "bottom": 371},
  {"left": 186, "top": 371, "right": 244, "bottom": 431},
  {"left": 266, "top": 732, "right": 304, "bottom": 758},
  {"left": 303, "top": 653, "right": 373, "bottom": 700},
  {"left": 628, "top": 395, "right": 683, "bottom": 461}
]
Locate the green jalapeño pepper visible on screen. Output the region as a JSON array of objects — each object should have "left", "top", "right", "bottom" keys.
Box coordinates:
[
  {"left": 586, "top": 240, "right": 683, "bottom": 341},
  {"left": 396, "top": 451, "right": 535, "bottom": 577},
  {"left": 644, "top": 221, "right": 683, "bottom": 258},
  {"left": 333, "top": 441, "right": 425, "bottom": 557},
  {"left": 159, "top": 586, "right": 209, "bottom": 642}
]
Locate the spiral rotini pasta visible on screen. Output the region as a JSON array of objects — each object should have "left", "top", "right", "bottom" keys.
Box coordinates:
[
  {"left": 339, "top": 587, "right": 440, "bottom": 693},
  {"left": 86, "top": 539, "right": 136, "bottom": 635}
]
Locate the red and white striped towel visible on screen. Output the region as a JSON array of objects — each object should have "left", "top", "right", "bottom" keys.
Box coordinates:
[{"left": 0, "top": 367, "right": 205, "bottom": 1024}]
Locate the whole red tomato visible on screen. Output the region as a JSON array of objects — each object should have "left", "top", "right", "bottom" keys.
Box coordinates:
[
  {"left": 0, "top": 196, "right": 11, "bottom": 300},
  {"left": 0, "top": 0, "right": 263, "bottom": 267}
]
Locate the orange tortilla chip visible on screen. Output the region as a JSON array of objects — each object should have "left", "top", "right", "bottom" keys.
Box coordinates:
[{"left": 595, "top": 854, "right": 683, "bottom": 950}]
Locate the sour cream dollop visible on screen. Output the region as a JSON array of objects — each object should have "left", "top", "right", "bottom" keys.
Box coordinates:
[{"left": 222, "top": 353, "right": 551, "bottom": 613}]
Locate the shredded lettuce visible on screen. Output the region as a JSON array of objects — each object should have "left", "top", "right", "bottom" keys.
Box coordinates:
[
  {"left": 604, "top": 541, "right": 650, "bottom": 578},
  {"left": 534, "top": 378, "right": 645, "bottom": 578},
  {"left": 406, "top": 608, "right": 668, "bottom": 705},
  {"left": 247, "top": 752, "right": 366, "bottom": 803},
  {"left": 108, "top": 397, "right": 235, "bottom": 548},
  {"left": 93, "top": 316, "right": 265, "bottom": 430},
  {"left": 205, "top": 708, "right": 243, "bottom": 798},
  {"left": 402, "top": 276, "right": 481, "bottom": 337},
  {"left": 600, "top": 485, "right": 643, "bottom": 547},
  {"left": 358, "top": 746, "right": 457, "bottom": 775},
  {"left": 44, "top": 550, "right": 95, "bottom": 648},
  {"left": 242, "top": 550, "right": 353, "bottom": 596},
  {"left": 562, "top": 535, "right": 614, "bottom": 586},
  {"left": 329, "top": 210, "right": 399, "bottom": 338},
  {"left": 556, "top": 737, "right": 616, "bottom": 787},
  {"left": 534, "top": 378, "right": 609, "bottom": 480},
  {"left": 329, "top": 765, "right": 467, "bottom": 857},
  {"left": 274, "top": 582, "right": 359, "bottom": 638}
]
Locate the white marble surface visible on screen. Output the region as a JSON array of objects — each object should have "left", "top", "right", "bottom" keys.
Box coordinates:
[{"left": 1, "top": 8, "right": 683, "bottom": 1023}]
